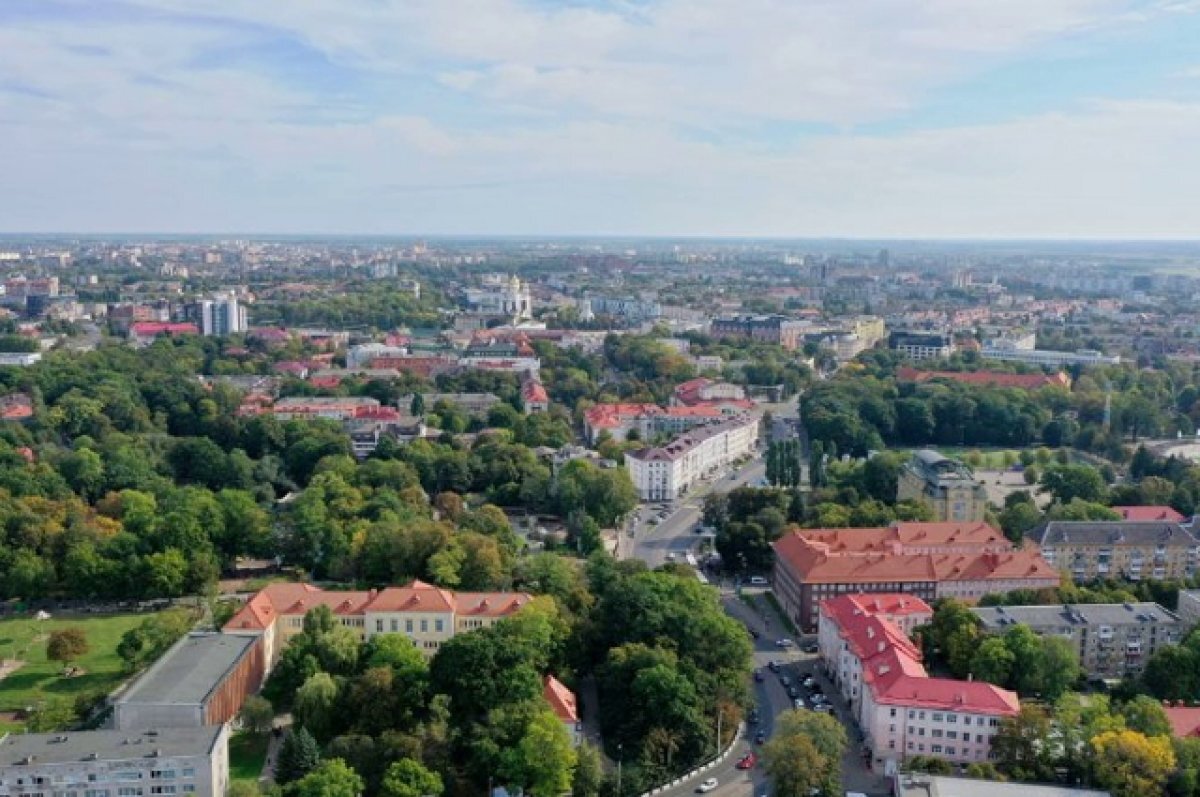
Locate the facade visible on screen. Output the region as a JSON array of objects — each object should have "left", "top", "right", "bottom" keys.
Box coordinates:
[
  {"left": 543, "top": 676, "right": 581, "bottom": 747},
  {"left": 581, "top": 296, "right": 662, "bottom": 322},
  {"left": 819, "top": 594, "right": 1019, "bottom": 775},
  {"left": 889, "top": 331, "right": 953, "bottom": 361},
  {"left": 195, "top": 296, "right": 247, "bottom": 336},
  {"left": 897, "top": 450, "right": 988, "bottom": 522},
  {"left": 710, "top": 315, "right": 806, "bottom": 350},
  {"left": 1028, "top": 520, "right": 1200, "bottom": 582},
  {"left": 0, "top": 725, "right": 229, "bottom": 797},
  {"left": 113, "top": 633, "right": 264, "bottom": 731},
  {"left": 980, "top": 346, "right": 1121, "bottom": 367},
  {"left": 224, "top": 580, "right": 530, "bottom": 665},
  {"left": 1177, "top": 590, "right": 1200, "bottom": 628},
  {"left": 973, "top": 602, "right": 1181, "bottom": 679},
  {"left": 584, "top": 403, "right": 721, "bottom": 443},
  {"left": 624, "top": 415, "right": 759, "bottom": 501},
  {"left": 670, "top": 377, "right": 752, "bottom": 410},
  {"left": 129, "top": 322, "right": 198, "bottom": 346},
  {"left": 773, "top": 522, "right": 1059, "bottom": 631}
]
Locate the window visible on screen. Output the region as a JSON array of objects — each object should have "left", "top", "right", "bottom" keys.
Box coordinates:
[
  {"left": 947, "top": 731, "right": 957, "bottom": 740},
  {"left": 932, "top": 729, "right": 942, "bottom": 738},
  {"left": 907, "top": 710, "right": 915, "bottom": 719},
  {"left": 976, "top": 735, "right": 984, "bottom": 744},
  {"left": 946, "top": 747, "right": 956, "bottom": 756},
  {"left": 889, "top": 741, "right": 895, "bottom": 749},
  {"left": 180, "top": 770, "right": 193, "bottom": 779},
  {"left": 932, "top": 713, "right": 943, "bottom": 722},
  {"left": 390, "top": 619, "right": 398, "bottom": 632},
  {"left": 420, "top": 619, "right": 428, "bottom": 632},
  {"left": 406, "top": 619, "right": 413, "bottom": 633},
  {"left": 947, "top": 714, "right": 957, "bottom": 724},
  {"left": 931, "top": 745, "right": 943, "bottom": 754},
  {"left": 435, "top": 619, "right": 444, "bottom": 633},
  {"left": 375, "top": 620, "right": 383, "bottom": 632},
  {"left": 891, "top": 709, "right": 897, "bottom": 718}
]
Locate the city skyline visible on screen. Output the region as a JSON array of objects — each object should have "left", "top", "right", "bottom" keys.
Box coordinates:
[{"left": 3, "top": 1, "right": 1200, "bottom": 238}]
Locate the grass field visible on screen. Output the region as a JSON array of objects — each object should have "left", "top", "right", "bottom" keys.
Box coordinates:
[
  {"left": 229, "top": 731, "right": 270, "bottom": 783},
  {"left": 0, "top": 613, "right": 149, "bottom": 733}
]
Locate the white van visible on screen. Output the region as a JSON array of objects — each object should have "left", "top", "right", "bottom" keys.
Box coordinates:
[{"left": 748, "top": 576, "right": 769, "bottom": 586}]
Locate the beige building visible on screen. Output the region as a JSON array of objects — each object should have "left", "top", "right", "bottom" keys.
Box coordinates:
[
  {"left": 973, "top": 602, "right": 1182, "bottom": 679},
  {"left": 897, "top": 450, "right": 988, "bottom": 522},
  {"left": 1028, "top": 520, "right": 1200, "bottom": 582},
  {"left": 224, "top": 581, "right": 530, "bottom": 666}
]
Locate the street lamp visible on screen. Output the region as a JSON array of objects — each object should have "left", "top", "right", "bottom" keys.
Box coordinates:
[{"left": 616, "top": 743, "right": 623, "bottom": 797}]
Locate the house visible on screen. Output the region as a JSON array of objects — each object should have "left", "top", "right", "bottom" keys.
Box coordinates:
[
  {"left": 1113, "top": 505, "right": 1186, "bottom": 523},
  {"left": 819, "top": 594, "right": 1019, "bottom": 775},
  {"left": 897, "top": 450, "right": 988, "bottom": 522},
  {"left": 1028, "top": 520, "right": 1200, "bottom": 581},
  {"left": 224, "top": 580, "right": 530, "bottom": 666},
  {"left": 773, "top": 522, "right": 1058, "bottom": 631},
  {"left": 113, "top": 633, "right": 265, "bottom": 730},
  {"left": 0, "top": 393, "right": 33, "bottom": 421},
  {"left": 543, "top": 676, "right": 581, "bottom": 746},
  {"left": 521, "top": 373, "right": 549, "bottom": 414},
  {"left": 0, "top": 725, "right": 229, "bottom": 797},
  {"left": 971, "top": 602, "right": 1182, "bottom": 679}
]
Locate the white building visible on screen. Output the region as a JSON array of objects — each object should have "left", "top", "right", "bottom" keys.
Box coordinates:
[
  {"left": 0, "top": 353, "right": 41, "bottom": 367},
  {"left": 0, "top": 725, "right": 229, "bottom": 797},
  {"left": 624, "top": 414, "right": 759, "bottom": 501},
  {"left": 197, "top": 295, "right": 247, "bottom": 336},
  {"left": 465, "top": 275, "right": 532, "bottom": 321},
  {"left": 348, "top": 342, "right": 409, "bottom": 368},
  {"left": 981, "top": 346, "right": 1120, "bottom": 367}
]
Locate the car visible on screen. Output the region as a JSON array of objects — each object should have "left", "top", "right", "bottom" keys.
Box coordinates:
[
  {"left": 767, "top": 660, "right": 779, "bottom": 672},
  {"left": 754, "top": 670, "right": 764, "bottom": 682},
  {"left": 736, "top": 753, "right": 757, "bottom": 770},
  {"left": 748, "top": 709, "right": 760, "bottom": 724},
  {"left": 755, "top": 731, "right": 766, "bottom": 744},
  {"left": 813, "top": 704, "right": 833, "bottom": 714},
  {"left": 748, "top": 576, "right": 769, "bottom": 586},
  {"left": 749, "top": 628, "right": 761, "bottom": 640},
  {"left": 787, "top": 686, "right": 800, "bottom": 699},
  {"left": 666, "top": 552, "right": 676, "bottom": 562},
  {"left": 802, "top": 676, "right": 815, "bottom": 687},
  {"left": 775, "top": 638, "right": 795, "bottom": 648},
  {"left": 802, "top": 642, "right": 819, "bottom": 653},
  {"left": 793, "top": 698, "right": 805, "bottom": 709},
  {"left": 780, "top": 676, "right": 791, "bottom": 687},
  {"left": 647, "top": 518, "right": 658, "bottom": 526},
  {"left": 697, "top": 778, "right": 719, "bottom": 793}
]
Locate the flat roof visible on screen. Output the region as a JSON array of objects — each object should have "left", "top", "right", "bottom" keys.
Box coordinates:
[
  {"left": 973, "top": 602, "right": 1179, "bottom": 629},
  {"left": 0, "top": 726, "right": 223, "bottom": 766},
  {"left": 116, "top": 633, "right": 256, "bottom": 708},
  {"left": 896, "top": 774, "right": 1109, "bottom": 797}
]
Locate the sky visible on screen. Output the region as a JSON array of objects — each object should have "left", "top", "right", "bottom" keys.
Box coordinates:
[{"left": 3, "top": 0, "right": 1200, "bottom": 238}]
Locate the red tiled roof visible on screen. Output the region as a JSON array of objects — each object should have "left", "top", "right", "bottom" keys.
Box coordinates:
[
  {"left": 897, "top": 366, "right": 1070, "bottom": 391},
  {"left": 1114, "top": 506, "right": 1186, "bottom": 523},
  {"left": 544, "top": 675, "right": 579, "bottom": 723},
  {"left": 308, "top": 375, "right": 342, "bottom": 388},
  {"left": 365, "top": 580, "right": 457, "bottom": 613},
  {"left": 875, "top": 675, "right": 1019, "bottom": 714},
  {"left": 131, "top": 322, "right": 198, "bottom": 337},
  {"left": 522, "top": 380, "right": 549, "bottom": 404},
  {"left": 1165, "top": 706, "right": 1200, "bottom": 738}
]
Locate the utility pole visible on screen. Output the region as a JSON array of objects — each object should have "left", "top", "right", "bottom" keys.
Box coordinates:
[{"left": 617, "top": 743, "right": 623, "bottom": 797}]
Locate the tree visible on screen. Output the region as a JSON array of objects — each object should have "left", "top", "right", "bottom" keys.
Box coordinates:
[
  {"left": 276, "top": 727, "right": 322, "bottom": 784},
  {"left": 969, "top": 637, "right": 1014, "bottom": 686},
  {"left": 992, "top": 705, "right": 1056, "bottom": 781},
  {"left": 1121, "top": 695, "right": 1172, "bottom": 738},
  {"left": 380, "top": 758, "right": 444, "bottom": 797},
  {"left": 286, "top": 758, "right": 364, "bottom": 797},
  {"left": 572, "top": 742, "right": 604, "bottom": 797},
  {"left": 1035, "top": 636, "right": 1081, "bottom": 700},
  {"left": 410, "top": 393, "right": 426, "bottom": 417},
  {"left": 509, "top": 707, "right": 577, "bottom": 797},
  {"left": 1091, "top": 730, "right": 1176, "bottom": 797},
  {"left": 46, "top": 628, "right": 89, "bottom": 670},
  {"left": 763, "top": 710, "right": 846, "bottom": 797},
  {"left": 294, "top": 672, "right": 340, "bottom": 742},
  {"left": 1143, "top": 644, "right": 1200, "bottom": 701},
  {"left": 1040, "top": 464, "right": 1107, "bottom": 504},
  {"left": 238, "top": 695, "right": 275, "bottom": 735}
]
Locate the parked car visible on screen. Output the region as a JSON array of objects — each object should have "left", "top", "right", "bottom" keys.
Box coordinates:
[
  {"left": 802, "top": 642, "right": 819, "bottom": 653},
  {"left": 802, "top": 676, "right": 815, "bottom": 687},
  {"left": 767, "top": 660, "right": 780, "bottom": 672},
  {"left": 749, "top": 576, "right": 769, "bottom": 586},
  {"left": 697, "top": 779, "right": 719, "bottom": 793},
  {"left": 813, "top": 704, "right": 833, "bottom": 714},
  {"left": 755, "top": 731, "right": 766, "bottom": 744},
  {"left": 736, "top": 753, "right": 758, "bottom": 770},
  {"left": 754, "top": 669, "right": 764, "bottom": 682},
  {"left": 780, "top": 676, "right": 791, "bottom": 687},
  {"left": 787, "top": 686, "right": 800, "bottom": 699},
  {"left": 793, "top": 697, "right": 805, "bottom": 709},
  {"left": 775, "top": 638, "right": 795, "bottom": 648}
]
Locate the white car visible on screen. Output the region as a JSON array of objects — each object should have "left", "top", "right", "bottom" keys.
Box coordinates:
[
  {"left": 775, "top": 638, "right": 795, "bottom": 648},
  {"left": 697, "top": 779, "right": 719, "bottom": 793}
]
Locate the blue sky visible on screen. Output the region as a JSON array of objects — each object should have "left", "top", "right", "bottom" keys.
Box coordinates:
[{"left": 2, "top": 0, "right": 1200, "bottom": 237}]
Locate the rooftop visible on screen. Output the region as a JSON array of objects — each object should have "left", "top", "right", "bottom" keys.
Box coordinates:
[
  {"left": 1112, "top": 505, "right": 1186, "bottom": 523},
  {"left": 543, "top": 675, "right": 578, "bottom": 724},
  {"left": 0, "top": 726, "right": 225, "bottom": 767},
  {"left": 1029, "top": 520, "right": 1199, "bottom": 547},
  {"left": 973, "top": 602, "right": 1180, "bottom": 630},
  {"left": 895, "top": 774, "right": 1109, "bottom": 797},
  {"left": 116, "top": 633, "right": 258, "bottom": 707}
]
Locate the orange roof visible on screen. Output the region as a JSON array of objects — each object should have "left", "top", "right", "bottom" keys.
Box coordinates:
[
  {"left": 1165, "top": 706, "right": 1200, "bottom": 738},
  {"left": 543, "top": 675, "right": 579, "bottom": 723},
  {"left": 456, "top": 591, "right": 532, "bottom": 617},
  {"left": 1114, "top": 506, "right": 1186, "bottom": 523},
  {"left": 522, "top": 380, "right": 549, "bottom": 404},
  {"left": 365, "top": 580, "right": 456, "bottom": 613},
  {"left": 897, "top": 366, "right": 1070, "bottom": 391},
  {"left": 875, "top": 675, "right": 1019, "bottom": 715},
  {"left": 584, "top": 403, "right": 663, "bottom": 428}
]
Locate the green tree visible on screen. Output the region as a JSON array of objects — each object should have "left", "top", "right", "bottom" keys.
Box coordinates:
[
  {"left": 1121, "top": 695, "right": 1172, "bottom": 738},
  {"left": 286, "top": 758, "right": 364, "bottom": 797},
  {"left": 969, "top": 637, "right": 1014, "bottom": 686},
  {"left": 509, "top": 707, "right": 577, "bottom": 797},
  {"left": 992, "top": 705, "right": 1056, "bottom": 781},
  {"left": 294, "top": 672, "right": 341, "bottom": 742},
  {"left": 238, "top": 695, "right": 275, "bottom": 735},
  {"left": 572, "top": 742, "right": 604, "bottom": 797},
  {"left": 46, "top": 628, "right": 89, "bottom": 670},
  {"left": 1035, "top": 636, "right": 1081, "bottom": 700},
  {"left": 276, "top": 727, "right": 322, "bottom": 784},
  {"left": 763, "top": 710, "right": 846, "bottom": 797},
  {"left": 380, "top": 758, "right": 444, "bottom": 797},
  {"left": 1040, "top": 463, "right": 1107, "bottom": 504}
]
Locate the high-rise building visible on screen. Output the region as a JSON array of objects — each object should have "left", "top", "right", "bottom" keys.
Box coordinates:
[{"left": 196, "top": 295, "right": 247, "bottom": 336}]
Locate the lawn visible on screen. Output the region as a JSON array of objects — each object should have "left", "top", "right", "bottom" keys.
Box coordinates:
[
  {"left": 0, "top": 613, "right": 150, "bottom": 732},
  {"left": 229, "top": 731, "right": 270, "bottom": 783}
]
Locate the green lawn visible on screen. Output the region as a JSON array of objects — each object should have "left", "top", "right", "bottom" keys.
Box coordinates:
[
  {"left": 229, "top": 731, "right": 270, "bottom": 783},
  {"left": 0, "top": 613, "right": 150, "bottom": 732}
]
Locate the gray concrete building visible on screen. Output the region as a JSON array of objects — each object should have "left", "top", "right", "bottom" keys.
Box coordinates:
[
  {"left": 971, "top": 602, "right": 1182, "bottom": 679},
  {"left": 0, "top": 725, "right": 229, "bottom": 797}
]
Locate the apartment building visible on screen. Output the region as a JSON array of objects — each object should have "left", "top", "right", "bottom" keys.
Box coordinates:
[
  {"left": 889, "top": 331, "right": 954, "bottom": 361},
  {"left": 0, "top": 725, "right": 229, "bottom": 797},
  {"left": 980, "top": 346, "right": 1121, "bottom": 367},
  {"left": 897, "top": 451, "right": 988, "bottom": 523},
  {"left": 624, "top": 415, "right": 759, "bottom": 501},
  {"left": 224, "top": 580, "right": 530, "bottom": 666},
  {"left": 773, "top": 522, "right": 1059, "bottom": 631},
  {"left": 113, "top": 633, "right": 264, "bottom": 731},
  {"left": 710, "top": 315, "right": 806, "bottom": 350},
  {"left": 583, "top": 403, "right": 726, "bottom": 443},
  {"left": 972, "top": 602, "right": 1182, "bottom": 679},
  {"left": 818, "top": 594, "right": 1019, "bottom": 775},
  {"left": 270, "top": 396, "right": 384, "bottom": 422},
  {"left": 1028, "top": 520, "right": 1200, "bottom": 581},
  {"left": 1177, "top": 590, "right": 1200, "bottom": 628}
]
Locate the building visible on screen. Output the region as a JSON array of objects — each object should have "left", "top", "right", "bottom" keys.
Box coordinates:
[
  {"left": 971, "top": 602, "right": 1182, "bottom": 679},
  {"left": 670, "top": 377, "right": 751, "bottom": 409},
  {"left": 980, "top": 346, "right": 1121, "bottom": 367},
  {"left": 896, "top": 367, "right": 1071, "bottom": 391},
  {"left": 348, "top": 343, "right": 410, "bottom": 368},
  {"left": 711, "top": 315, "right": 806, "bottom": 350},
  {"left": 890, "top": 331, "right": 954, "bottom": 361},
  {"left": 543, "top": 676, "right": 581, "bottom": 747},
  {"left": 194, "top": 295, "right": 247, "bottom": 336},
  {"left": 0, "top": 352, "right": 41, "bottom": 367},
  {"left": 1165, "top": 706, "right": 1200, "bottom": 738},
  {"left": 0, "top": 393, "right": 33, "bottom": 421},
  {"left": 1177, "top": 590, "right": 1200, "bottom": 628},
  {"left": 894, "top": 773, "right": 1110, "bottom": 797},
  {"left": 464, "top": 275, "right": 532, "bottom": 321},
  {"left": 0, "top": 725, "right": 229, "bottom": 797},
  {"left": 113, "top": 633, "right": 264, "bottom": 731},
  {"left": 1113, "top": 505, "right": 1186, "bottom": 523},
  {"left": 818, "top": 594, "right": 1019, "bottom": 775},
  {"left": 128, "top": 322, "right": 199, "bottom": 346},
  {"left": 581, "top": 296, "right": 662, "bottom": 322},
  {"left": 271, "top": 396, "right": 383, "bottom": 422},
  {"left": 773, "top": 522, "right": 1059, "bottom": 631},
  {"left": 897, "top": 451, "right": 988, "bottom": 522},
  {"left": 224, "top": 580, "right": 530, "bottom": 665},
  {"left": 624, "top": 415, "right": 759, "bottom": 501},
  {"left": 521, "top": 374, "right": 549, "bottom": 414},
  {"left": 1028, "top": 520, "right": 1200, "bottom": 581}
]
